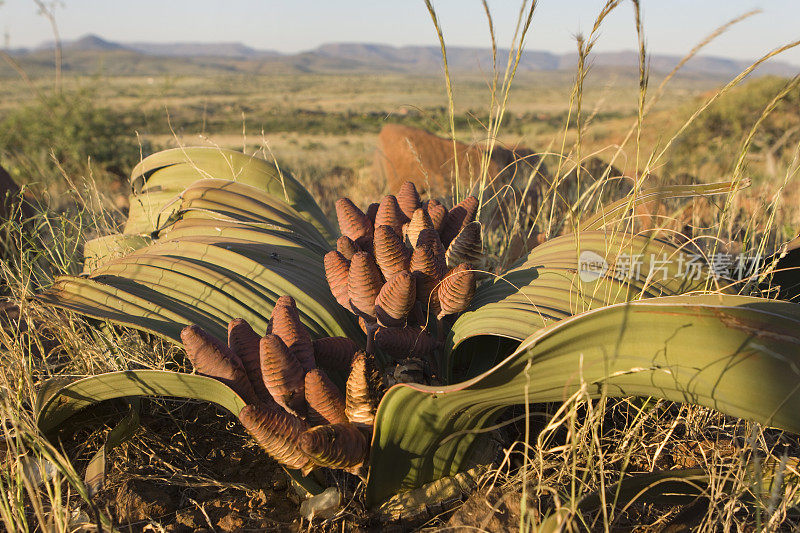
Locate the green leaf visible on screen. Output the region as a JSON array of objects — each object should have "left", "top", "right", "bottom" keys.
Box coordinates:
[
  {"left": 38, "top": 235, "right": 361, "bottom": 344},
  {"left": 447, "top": 231, "right": 727, "bottom": 378},
  {"left": 84, "top": 399, "right": 140, "bottom": 497},
  {"left": 37, "top": 178, "right": 360, "bottom": 346},
  {"left": 577, "top": 468, "right": 712, "bottom": 512},
  {"left": 576, "top": 456, "right": 800, "bottom": 520},
  {"left": 367, "top": 294, "right": 800, "bottom": 506},
  {"left": 125, "top": 147, "right": 336, "bottom": 242},
  {"left": 173, "top": 179, "right": 331, "bottom": 248},
  {"left": 36, "top": 370, "right": 247, "bottom": 433},
  {"left": 82, "top": 234, "right": 152, "bottom": 273},
  {"left": 580, "top": 180, "right": 742, "bottom": 231},
  {"left": 35, "top": 370, "right": 325, "bottom": 496}
]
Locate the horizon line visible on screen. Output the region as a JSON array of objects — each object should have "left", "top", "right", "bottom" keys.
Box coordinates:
[{"left": 11, "top": 33, "right": 800, "bottom": 68}]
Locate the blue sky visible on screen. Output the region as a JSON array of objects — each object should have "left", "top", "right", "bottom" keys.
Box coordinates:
[{"left": 3, "top": 0, "right": 800, "bottom": 66}]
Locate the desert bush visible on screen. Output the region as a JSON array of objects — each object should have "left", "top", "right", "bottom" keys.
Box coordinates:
[
  {"left": 669, "top": 75, "right": 800, "bottom": 181},
  {"left": 0, "top": 88, "right": 143, "bottom": 179}
]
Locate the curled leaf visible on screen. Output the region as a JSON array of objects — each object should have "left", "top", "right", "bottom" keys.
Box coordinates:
[
  {"left": 406, "top": 208, "right": 434, "bottom": 248},
  {"left": 375, "top": 270, "right": 417, "bottom": 328},
  {"left": 181, "top": 325, "right": 256, "bottom": 404},
  {"left": 348, "top": 252, "right": 384, "bottom": 319},
  {"left": 305, "top": 368, "right": 348, "bottom": 426},
  {"left": 441, "top": 195, "right": 478, "bottom": 246},
  {"left": 270, "top": 295, "right": 316, "bottom": 372},
  {"left": 324, "top": 250, "right": 351, "bottom": 310},
  {"left": 260, "top": 334, "right": 307, "bottom": 417},
  {"left": 228, "top": 318, "right": 272, "bottom": 404},
  {"left": 437, "top": 263, "right": 476, "bottom": 318},
  {"left": 239, "top": 403, "right": 313, "bottom": 473},
  {"left": 312, "top": 336, "right": 359, "bottom": 372},
  {"left": 445, "top": 221, "right": 483, "bottom": 268},
  {"left": 397, "top": 181, "right": 422, "bottom": 220},
  {"left": 375, "top": 195, "right": 408, "bottom": 237},
  {"left": 299, "top": 423, "right": 368, "bottom": 470},
  {"left": 426, "top": 199, "right": 447, "bottom": 233},
  {"left": 345, "top": 351, "right": 383, "bottom": 429},
  {"left": 336, "top": 198, "right": 373, "bottom": 245},
  {"left": 373, "top": 225, "right": 411, "bottom": 281},
  {"left": 336, "top": 236, "right": 360, "bottom": 261},
  {"left": 374, "top": 326, "right": 438, "bottom": 360},
  {"left": 410, "top": 243, "right": 444, "bottom": 315}
]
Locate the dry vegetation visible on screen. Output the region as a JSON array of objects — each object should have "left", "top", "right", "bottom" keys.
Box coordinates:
[{"left": 2, "top": 1, "right": 800, "bottom": 532}]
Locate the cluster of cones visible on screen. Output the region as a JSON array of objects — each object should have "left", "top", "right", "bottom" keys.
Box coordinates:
[
  {"left": 324, "top": 181, "right": 482, "bottom": 366},
  {"left": 181, "top": 296, "right": 382, "bottom": 477}
]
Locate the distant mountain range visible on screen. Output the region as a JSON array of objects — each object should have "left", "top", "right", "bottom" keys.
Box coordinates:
[{"left": 4, "top": 34, "right": 797, "bottom": 78}]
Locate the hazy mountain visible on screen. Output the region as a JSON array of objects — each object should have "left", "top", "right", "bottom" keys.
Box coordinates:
[
  {"left": 5, "top": 35, "right": 797, "bottom": 78},
  {"left": 44, "top": 34, "right": 129, "bottom": 52},
  {"left": 555, "top": 50, "right": 795, "bottom": 77},
  {"left": 313, "top": 42, "right": 797, "bottom": 77},
  {"left": 125, "top": 41, "right": 282, "bottom": 58},
  {"left": 25, "top": 34, "right": 281, "bottom": 58},
  {"left": 313, "top": 43, "right": 560, "bottom": 72}
]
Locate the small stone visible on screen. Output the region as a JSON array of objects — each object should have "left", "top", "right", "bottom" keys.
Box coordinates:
[
  {"left": 216, "top": 513, "right": 245, "bottom": 532},
  {"left": 175, "top": 508, "right": 201, "bottom": 529},
  {"left": 300, "top": 487, "right": 341, "bottom": 521}
]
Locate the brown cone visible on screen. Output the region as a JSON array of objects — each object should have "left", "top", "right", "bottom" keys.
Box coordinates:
[
  {"left": 336, "top": 198, "right": 373, "bottom": 244},
  {"left": 260, "top": 334, "right": 306, "bottom": 417},
  {"left": 406, "top": 300, "right": 426, "bottom": 328},
  {"left": 375, "top": 195, "right": 408, "bottom": 237},
  {"left": 373, "top": 225, "right": 411, "bottom": 281},
  {"left": 416, "top": 228, "right": 447, "bottom": 274},
  {"left": 181, "top": 325, "right": 256, "bottom": 404},
  {"left": 441, "top": 195, "right": 479, "bottom": 246},
  {"left": 445, "top": 221, "right": 483, "bottom": 268},
  {"left": 228, "top": 319, "right": 272, "bottom": 404},
  {"left": 406, "top": 208, "right": 434, "bottom": 248},
  {"left": 397, "top": 181, "right": 422, "bottom": 220},
  {"left": 239, "top": 403, "right": 313, "bottom": 474},
  {"left": 270, "top": 296, "right": 316, "bottom": 372},
  {"left": 374, "top": 270, "right": 416, "bottom": 327},
  {"left": 305, "top": 368, "right": 348, "bottom": 426},
  {"left": 438, "top": 263, "right": 476, "bottom": 318},
  {"left": 299, "top": 423, "right": 368, "bottom": 470},
  {"left": 324, "top": 251, "right": 351, "bottom": 311},
  {"left": 348, "top": 251, "right": 383, "bottom": 319},
  {"left": 426, "top": 199, "right": 447, "bottom": 233},
  {"left": 345, "top": 351, "right": 383, "bottom": 429},
  {"left": 313, "top": 336, "right": 358, "bottom": 372},
  {"left": 374, "top": 326, "right": 438, "bottom": 360},
  {"left": 336, "top": 236, "right": 360, "bottom": 260},
  {"left": 410, "top": 243, "right": 443, "bottom": 316},
  {"left": 365, "top": 202, "right": 379, "bottom": 226}
]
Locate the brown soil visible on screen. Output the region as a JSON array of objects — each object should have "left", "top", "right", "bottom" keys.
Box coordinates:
[{"left": 65, "top": 401, "right": 304, "bottom": 532}]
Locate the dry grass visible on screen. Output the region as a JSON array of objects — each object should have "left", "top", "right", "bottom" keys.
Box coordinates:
[{"left": 1, "top": 1, "right": 800, "bottom": 531}]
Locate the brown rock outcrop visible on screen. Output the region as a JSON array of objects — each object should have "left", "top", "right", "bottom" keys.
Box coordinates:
[{"left": 373, "top": 124, "right": 544, "bottom": 200}]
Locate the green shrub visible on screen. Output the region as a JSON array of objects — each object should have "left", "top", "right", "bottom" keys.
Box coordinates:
[
  {"left": 0, "top": 89, "right": 143, "bottom": 178},
  {"left": 669, "top": 76, "right": 800, "bottom": 181}
]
